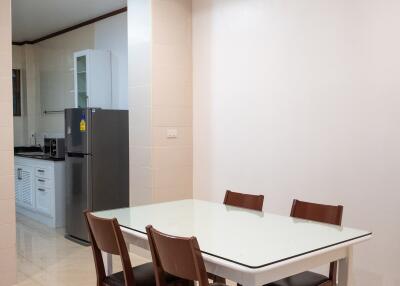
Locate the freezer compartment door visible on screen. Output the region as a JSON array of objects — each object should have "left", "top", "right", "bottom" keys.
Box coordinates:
[
  {"left": 65, "top": 108, "right": 92, "bottom": 154},
  {"left": 65, "top": 154, "right": 92, "bottom": 242}
]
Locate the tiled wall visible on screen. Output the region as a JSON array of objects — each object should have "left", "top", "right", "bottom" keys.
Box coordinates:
[
  {"left": 128, "top": 0, "right": 153, "bottom": 205},
  {"left": 151, "top": 0, "right": 193, "bottom": 202},
  {"left": 0, "top": 0, "right": 17, "bottom": 284},
  {"left": 12, "top": 25, "right": 96, "bottom": 144},
  {"left": 128, "top": 0, "right": 193, "bottom": 205},
  {"left": 23, "top": 45, "right": 39, "bottom": 146},
  {"left": 35, "top": 25, "right": 94, "bottom": 136}
]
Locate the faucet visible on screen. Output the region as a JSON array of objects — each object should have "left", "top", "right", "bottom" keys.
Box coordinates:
[{"left": 31, "top": 133, "right": 37, "bottom": 146}]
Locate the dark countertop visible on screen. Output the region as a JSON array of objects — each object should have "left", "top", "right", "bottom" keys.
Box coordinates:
[
  {"left": 14, "top": 146, "right": 42, "bottom": 153},
  {"left": 14, "top": 153, "right": 65, "bottom": 161},
  {"left": 14, "top": 146, "right": 65, "bottom": 161}
]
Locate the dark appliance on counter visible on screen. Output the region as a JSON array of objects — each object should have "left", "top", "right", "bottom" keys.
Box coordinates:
[
  {"left": 64, "top": 108, "right": 129, "bottom": 244},
  {"left": 44, "top": 138, "right": 65, "bottom": 159}
]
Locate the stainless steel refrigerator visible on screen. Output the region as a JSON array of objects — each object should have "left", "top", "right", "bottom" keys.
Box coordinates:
[{"left": 65, "top": 108, "right": 129, "bottom": 244}]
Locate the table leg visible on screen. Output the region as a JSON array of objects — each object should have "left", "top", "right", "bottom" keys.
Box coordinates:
[
  {"left": 102, "top": 251, "right": 113, "bottom": 276},
  {"left": 338, "top": 246, "right": 354, "bottom": 286}
]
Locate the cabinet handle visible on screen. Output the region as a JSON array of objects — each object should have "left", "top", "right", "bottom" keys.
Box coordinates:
[
  {"left": 38, "top": 170, "right": 45, "bottom": 173},
  {"left": 38, "top": 188, "right": 46, "bottom": 192},
  {"left": 38, "top": 179, "right": 45, "bottom": 182},
  {"left": 17, "top": 168, "right": 22, "bottom": 180}
]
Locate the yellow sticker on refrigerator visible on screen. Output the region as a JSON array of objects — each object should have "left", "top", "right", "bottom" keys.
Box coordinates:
[{"left": 80, "top": 119, "right": 86, "bottom": 132}]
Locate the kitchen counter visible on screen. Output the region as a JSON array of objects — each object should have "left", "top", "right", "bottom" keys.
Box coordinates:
[
  {"left": 15, "top": 153, "right": 65, "bottom": 161},
  {"left": 14, "top": 146, "right": 64, "bottom": 161}
]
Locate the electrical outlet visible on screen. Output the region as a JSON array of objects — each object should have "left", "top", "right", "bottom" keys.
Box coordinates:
[{"left": 166, "top": 128, "right": 178, "bottom": 139}]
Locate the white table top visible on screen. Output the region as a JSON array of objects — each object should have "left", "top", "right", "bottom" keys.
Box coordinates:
[{"left": 94, "top": 199, "right": 371, "bottom": 269}]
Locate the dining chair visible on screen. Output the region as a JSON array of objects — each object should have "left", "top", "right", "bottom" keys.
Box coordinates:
[
  {"left": 265, "top": 199, "right": 344, "bottom": 286},
  {"left": 210, "top": 190, "right": 265, "bottom": 285},
  {"left": 146, "top": 225, "right": 227, "bottom": 286},
  {"left": 84, "top": 210, "right": 183, "bottom": 286},
  {"left": 223, "top": 190, "right": 264, "bottom": 211}
]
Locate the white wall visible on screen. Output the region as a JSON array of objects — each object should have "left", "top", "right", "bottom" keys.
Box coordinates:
[
  {"left": 35, "top": 25, "right": 95, "bottom": 137},
  {"left": 95, "top": 12, "right": 128, "bottom": 109},
  {"left": 192, "top": 1, "right": 400, "bottom": 285}
]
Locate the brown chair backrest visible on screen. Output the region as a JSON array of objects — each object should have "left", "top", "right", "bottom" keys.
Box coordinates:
[
  {"left": 223, "top": 190, "right": 264, "bottom": 211},
  {"left": 146, "top": 225, "right": 209, "bottom": 286},
  {"left": 84, "top": 210, "right": 134, "bottom": 286},
  {"left": 290, "top": 199, "right": 343, "bottom": 282},
  {"left": 290, "top": 199, "right": 343, "bottom": 225}
]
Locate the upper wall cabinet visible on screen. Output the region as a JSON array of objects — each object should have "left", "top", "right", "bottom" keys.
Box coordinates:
[{"left": 74, "top": 49, "right": 111, "bottom": 109}]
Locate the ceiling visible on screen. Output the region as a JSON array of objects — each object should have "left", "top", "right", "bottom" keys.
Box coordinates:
[{"left": 12, "top": 0, "right": 127, "bottom": 43}]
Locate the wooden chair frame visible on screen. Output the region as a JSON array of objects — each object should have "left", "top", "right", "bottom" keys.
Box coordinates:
[
  {"left": 223, "top": 190, "right": 264, "bottom": 211},
  {"left": 290, "top": 199, "right": 344, "bottom": 285},
  {"left": 146, "top": 225, "right": 210, "bottom": 286},
  {"left": 84, "top": 210, "right": 135, "bottom": 286}
]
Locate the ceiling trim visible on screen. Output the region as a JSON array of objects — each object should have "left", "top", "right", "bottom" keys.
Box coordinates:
[{"left": 12, "top": 7, "right": 127, "bottom": 46}]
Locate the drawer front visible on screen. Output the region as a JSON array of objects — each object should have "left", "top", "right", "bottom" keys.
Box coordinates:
[
  {"left": 35, "top": 187, "right": 52, "bottom": 216},
  {"left": 35, "top": 177, "right": 52, "bottom": 189},
  {"left": 35, "top": 167, "right": 51, "bottom": 179}
]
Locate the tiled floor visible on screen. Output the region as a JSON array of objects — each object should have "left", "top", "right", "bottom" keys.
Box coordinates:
[{"left": 16, "top": 214, "right": 148, "bottom": 286}]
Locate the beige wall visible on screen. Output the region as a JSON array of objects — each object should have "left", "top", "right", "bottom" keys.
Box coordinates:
[
  {"left": 128, "top": 0, "right": 193, "bottom": 205},
  {"left": 151, "top": 0, "right": 193, "bottom": 202},
  {"left": 0, "top": 0, "right": 17, "bottom": 284},
  {"left": 192, "top": 0, "right": 400, "bottom": 285}
]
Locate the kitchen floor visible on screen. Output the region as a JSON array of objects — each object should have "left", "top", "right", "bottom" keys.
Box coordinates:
[{"left": 16, "top": 214, "right": 148, "bottom": 286}]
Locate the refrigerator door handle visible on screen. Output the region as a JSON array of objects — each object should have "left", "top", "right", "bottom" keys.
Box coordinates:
[
  {"left": 86, "top": 156, "right": 92, "bottom": 211},
  {"left": 67, "top": 152, "right": 85, "bottom": 158}
]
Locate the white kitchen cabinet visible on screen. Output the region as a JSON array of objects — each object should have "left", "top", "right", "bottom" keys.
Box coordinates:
[
  {"left": 15, "top": 156, "right": 66, "bottom": 228},
  {"left": 35, "top": 186, "right": 52, "bottom": 216},
  {"left": 74, "top": 49, "right": 111, "bottom": 108},
  {"left": 15, "top": 165, "right": 35, "bottom": 209}
]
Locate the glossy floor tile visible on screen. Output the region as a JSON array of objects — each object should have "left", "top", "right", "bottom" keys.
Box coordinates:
[
  {"left": 16, "top": 214, "right": 148, "bottom": 286},
  {"left": 16, "top": 213, "right": 235, "bottom": 286}
]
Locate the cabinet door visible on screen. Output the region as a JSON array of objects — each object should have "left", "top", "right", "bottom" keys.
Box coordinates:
[
  {"left": 15, "top": 165, "right": 23, "bottom": 203},
  {"left": 75, "top": 54, "right": 88, "bottom": 108},
  {"left": 17, "top": 166, "right": 35, "bottom": 208},
  {"left": 73, "top": 50, "right": 111, "bottom": 109},
  {"left": 35, "top": 187, "right": 52, "bottom": 216}
]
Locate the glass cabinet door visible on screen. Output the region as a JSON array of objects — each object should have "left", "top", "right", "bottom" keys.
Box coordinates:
[{"left": 76, "top": 55, "right": 88, "bottom": 108}]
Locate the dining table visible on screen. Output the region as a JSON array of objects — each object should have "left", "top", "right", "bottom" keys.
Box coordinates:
[{"left": 93, "top": 199, "right": 372, "bottom": 286}]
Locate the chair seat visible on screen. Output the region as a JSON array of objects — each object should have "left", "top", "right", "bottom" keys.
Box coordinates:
[
  {"left": 265, "top": 271, "right": 330, "bottom": 286},
  {"left": 105, "top": 262, "right": 180, "bottom": 286}
]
